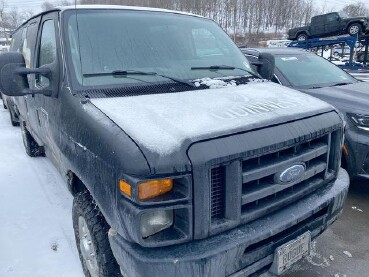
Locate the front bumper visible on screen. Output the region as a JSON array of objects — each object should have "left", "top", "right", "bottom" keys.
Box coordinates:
[
  {"left": 344, "top": 126, "right": 369, "bottom": 178},
  {"left": 109, "top": 169, "right": 349, "bottom": 277}
]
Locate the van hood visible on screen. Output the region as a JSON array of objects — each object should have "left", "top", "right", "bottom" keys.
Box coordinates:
[{"left": 91, "top": 82, "right": 335, "bottom": 174}]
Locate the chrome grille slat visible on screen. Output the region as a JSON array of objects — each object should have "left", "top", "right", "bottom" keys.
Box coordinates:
[
  {"left": 242, "top": 161, "right": 327, "bottom": 206},
  {"left": 242, "top": 143, "right": 328, "bottom": 184},
  {"left": 241, "top": 175, "right": 325, "bottom": 224},
  {"left": 240, "top": 134, "right": 331, "bottom": 223}
]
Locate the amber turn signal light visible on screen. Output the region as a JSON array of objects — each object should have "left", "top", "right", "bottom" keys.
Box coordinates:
[
  {"left": 138, "top": 179, "right": 173, "bottom": 200},
  {"left": 119, "top": 180, "right": 132, "bottom": 197}
]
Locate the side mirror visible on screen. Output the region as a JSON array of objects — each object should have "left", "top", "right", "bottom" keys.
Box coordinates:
[
  {"left": 0, "top": 52, "right": 52, "bottom": 97},
  {"left": 256, "top": 53, "right": 275, "bottom": 80}
]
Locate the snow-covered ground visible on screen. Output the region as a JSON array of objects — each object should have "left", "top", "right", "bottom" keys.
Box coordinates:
[{"left": 0, "top": 102, "right": 83, "bottom": 277}]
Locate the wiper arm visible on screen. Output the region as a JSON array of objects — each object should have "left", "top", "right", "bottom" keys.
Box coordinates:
[
  {"left": 83, "top": 70, "right": 196, "bottom": 88},
  {"left": 83, "top": 70, "right": 156, "bottom": 78},
  {"left": 328, "top": 82, "right": 353, "bottom": 87},
  {"left": 191, "top": 65, "right": 261, "bottom": 79}
]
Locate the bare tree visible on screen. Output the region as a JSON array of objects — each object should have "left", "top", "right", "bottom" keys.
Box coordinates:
[{"left": 343, "top": 2, "right": 369, "bottom": 17}]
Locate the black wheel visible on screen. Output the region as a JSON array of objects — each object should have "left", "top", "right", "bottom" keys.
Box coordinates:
[
  {"left": 20, "top": 121, "right": 45, "bottom": 157},
  {"left": 348, "top": 23, "right": 362, "bottom": 36},
  {"left": 297, "top": 33, "right": 308, "bottom": 41},
  {"left": 2, "top": 97, "right": 7, "bottom": 109},
  {"left": 73, "top": 191, "right": 122, "bottom": 277},
  {"left": 357, "top": 52, "right": 365, "bottom": 63},
  {"left": 9, "top": 106, "right": 20, "bottom": 127}
]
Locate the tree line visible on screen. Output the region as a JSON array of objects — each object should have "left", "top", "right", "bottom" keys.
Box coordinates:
[{"left": 2, "top": 0, "right": 369, "bottom": 37}]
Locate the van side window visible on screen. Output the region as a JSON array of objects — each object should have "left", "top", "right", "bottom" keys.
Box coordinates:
[
  {"left": 23, "top": 23, "right": 36, "bottom": 68},
  {"left": 39, "top": 20, "right": 57, "bottom": 67},
  {"left": 38, "top": 20, "right": 57, "bottom": 87},
  {"left": 10, "top": 30, "right": 23, "bottom": 52}
]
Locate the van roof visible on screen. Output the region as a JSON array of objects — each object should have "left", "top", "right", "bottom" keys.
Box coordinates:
[{"left": 14, "top": 5, "right": 203, "bottom": 34}]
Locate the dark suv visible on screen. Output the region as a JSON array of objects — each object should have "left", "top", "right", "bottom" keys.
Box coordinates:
[
  {"left": 243, "top": 47, "right": 369, "bottom": 180},
  {"left": 289, "top": 12, "right": 369, "bottom": 41},
  {"left": 0, "top": 6, "right": 349, "bottom": 277}
]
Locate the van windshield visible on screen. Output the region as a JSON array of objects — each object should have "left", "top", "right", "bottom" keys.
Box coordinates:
[
  {"left": 275, "top": 54, "right": 357, "bottom": 89},
  {"left": 65, "top": 10, "right": 255, "bottom": 87}
]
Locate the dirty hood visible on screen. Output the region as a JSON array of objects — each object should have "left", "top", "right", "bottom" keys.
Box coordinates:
[{"left": 91, "top": 82, "right": 335, "bottom": 174}]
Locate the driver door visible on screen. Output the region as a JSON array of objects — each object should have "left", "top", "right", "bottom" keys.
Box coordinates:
[{"left": 325, "top": 13, "right": 341, "bottom": 35}]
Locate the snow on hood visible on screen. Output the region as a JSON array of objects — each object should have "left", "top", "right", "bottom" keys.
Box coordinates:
[{"left": 91, "top": 82, "right": 333, "bottom": 156}]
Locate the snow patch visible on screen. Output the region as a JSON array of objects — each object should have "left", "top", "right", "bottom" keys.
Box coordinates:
[
  {"left": 194, "top": 77, "right": 237, "bottom": 89},
  {"left": 352, "top": 206, "right": 363, "bottom": 212},
  {"left": 306, "top": 241, "right": 330, "bottom": 268},
  {"left": 343, "top": 251, "right": 352, "bottom": 258}
]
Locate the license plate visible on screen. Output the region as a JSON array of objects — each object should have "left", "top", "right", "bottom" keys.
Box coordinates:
[{"left": 269, "top": 231, "right": 311, "bottom": 275}]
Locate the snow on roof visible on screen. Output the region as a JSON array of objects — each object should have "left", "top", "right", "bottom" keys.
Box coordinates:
[
  {"left": 15, "top": 4, "right": 204, "bottom": 33},
  {"left": 59, "top": 5, "right": 204, "bottom": 18}
]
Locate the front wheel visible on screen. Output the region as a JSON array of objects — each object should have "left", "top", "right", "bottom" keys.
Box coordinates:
[
  {"left": 297, "top": 33, "right": 308, "bottom": 41},
  {"left": 73, "top": 191, "right": 121, "bottom": 277},
  {"left": 20, "top": 121, "right": 44, "bottom": 157},
  {"left": 348, "top": 23, "right": 362, "bottom": 36},
  {"left": 9, "top": 106, "right": 20, "bottom": 127}
]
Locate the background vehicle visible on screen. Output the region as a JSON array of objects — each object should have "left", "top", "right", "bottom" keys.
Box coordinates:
[
  {"left": 0, "top": 6, "right": 349, "bottom": 277},
  {"left": 0, "top": 92, "right": 19, "bottom": 126},
  {"left": 333, "top": 45, "right": 351, "bottom": 57},
  {"left": 288, "top": 12, "right": 369, "bottom": 41},
  {"left": 244, "top": 48, "right": 369, "bottom": 179}
]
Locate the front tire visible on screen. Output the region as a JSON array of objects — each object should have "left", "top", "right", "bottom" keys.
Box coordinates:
[
  {"left": 9, "top": 106, "right": 20, "bottom": 127},
  {"left": 73, "top": 191, "right": 121, "bottom": 277},
  {"left": 297, "top": 33, "right": 308, "bottom": 41},
  {"left": 20, "top": 121, "right": 45, "bottom": 157},
  {"left": 348, "top": 23, "right": 362, "bottom": 36}
]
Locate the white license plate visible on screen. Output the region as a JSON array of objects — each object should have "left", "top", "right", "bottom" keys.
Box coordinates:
[{"left": 269, "top": 231, "right": 311, "bottom": 275}]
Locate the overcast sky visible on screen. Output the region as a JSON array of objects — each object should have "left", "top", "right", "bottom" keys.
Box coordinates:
[{"left": 6, "top": 0, "right": 369, "bottom": 15}]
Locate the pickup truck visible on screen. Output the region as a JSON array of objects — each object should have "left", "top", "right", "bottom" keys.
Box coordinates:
[
  {"left": 0, "top": 5, "right": 349, "bottom": 277},
  {"left": 288, "top": 12, "right": 369, "bottom": 41}
]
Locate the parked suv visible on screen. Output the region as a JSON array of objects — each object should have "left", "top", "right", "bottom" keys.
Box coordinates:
[
  {"left": 0, "top": 6, "right": 349, "bottom": 277},
  {"left": 289, "top": 12, "right": 369, "bottom": 41}
]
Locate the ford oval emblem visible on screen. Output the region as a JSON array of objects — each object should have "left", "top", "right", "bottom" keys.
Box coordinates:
[{"left": 277, "top": 164, "right": 306, "bottom": 184}]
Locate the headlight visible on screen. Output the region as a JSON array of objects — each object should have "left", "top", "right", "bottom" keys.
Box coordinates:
[
  {"left": 140, "top": 209, "right": 173, "bottom": 238},
  {"left": 348, "top": 113, "right": 369, "bottom": 131}
]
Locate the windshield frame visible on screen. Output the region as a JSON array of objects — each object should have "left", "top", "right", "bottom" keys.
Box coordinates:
[
  {"left": 61, "top": 9, "right": 256, "bottom": 91},
  {"left": 273, "top": 53, "right": 358, "bottom": 90}
]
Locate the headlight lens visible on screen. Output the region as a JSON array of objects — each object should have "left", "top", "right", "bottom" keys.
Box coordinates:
[
  {"left": 140, "top": 210, "right": 173, "bottom": 238},
  {"left": 348, "top": 113, "right": 369, "bottom": 131}
]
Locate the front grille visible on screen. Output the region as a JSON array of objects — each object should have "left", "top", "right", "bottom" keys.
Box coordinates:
[
  {"left": 211, "top": 166, "right": 226, "bottom": 219},
  {"left": 209, "top": 130, "right": 341, "bottom": 226},
  {"left": 240, "top": 134, "right": 330, "bottom": 224}
]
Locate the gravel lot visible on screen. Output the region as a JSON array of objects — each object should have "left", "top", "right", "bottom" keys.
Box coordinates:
[{"left": 0, "top": 101, "right": 368, "bottom": 277}]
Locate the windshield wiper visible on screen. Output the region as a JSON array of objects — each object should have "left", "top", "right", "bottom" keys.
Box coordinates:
[
  {"left": 191, "top": 65, "right": 261, "bottom": 79},
  {"left": 328, "top": 82, "right": 353, "bottom": 87},
  {"left": 83, "top": 70, "right": 196, "bottom": 88}
]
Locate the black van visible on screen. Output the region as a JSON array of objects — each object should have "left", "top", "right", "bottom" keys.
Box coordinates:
[{"left": 0, "top": 5, "right": 349, "bottom": 277}]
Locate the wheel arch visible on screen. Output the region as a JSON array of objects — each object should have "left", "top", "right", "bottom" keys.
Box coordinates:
[
  {"left": 347, "top": 21, "right": 364, "bottom": 33},
  {"left": 67, "top": 170, "right": 89, "bottom": 196}
]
